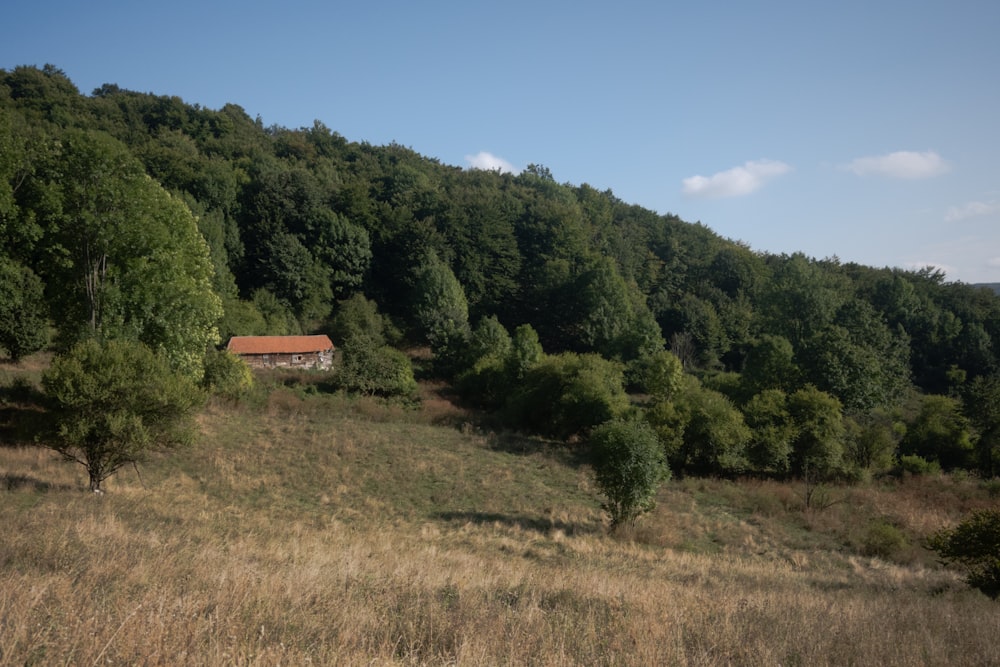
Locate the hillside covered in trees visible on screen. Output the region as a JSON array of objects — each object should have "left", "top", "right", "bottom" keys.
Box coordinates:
[{"left": 3, "top": 64, "right": 1000, "bottom": 482}]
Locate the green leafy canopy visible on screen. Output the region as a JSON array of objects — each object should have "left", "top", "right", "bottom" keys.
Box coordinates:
[{"left": 42, "top": 339, "right": 202, "bottom": 492}]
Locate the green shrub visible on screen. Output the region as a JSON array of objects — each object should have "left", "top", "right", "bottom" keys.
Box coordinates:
[
  {"left": 505, "top": 353, "right": 628, "bottom": 440},
  {"left": 899, "top": 393, "right": 975, "bottom": 470},
  {"left": 861, "top": 519, "right": 908, "bottom": 559},
  {"left": 338, "top": 334, "right": 417, "bottom": 399},
  {"left": 643, "top": 398, "right": 685, "bottom": 465},
  {"left": 899, "top": 454, "right": 941, "bottom": 476},
  {"left": 201, "top": 349, "right": 254, "bottom": 400},
  {"left": 590, "top": 418, "right": 669, "bottom": 530},
  {"left": 455, "top": 354, "right": 509, "bottom": 409},
  {"left": 456, "top": 322, "right": 544, "bottom": 411},
  {"left": 981, "top": 478, "right": 1000, "bottom": 498},
  {"left": 626, "top": 350, "right": 683, "bottom": 400},
  {"left": 845, "top": 409, "right": 901, "bottom": 475},
  {"left": 928, "top": 509, "right": 1000, "bottom": 598},
  {"left": 670, "top": 376, "right": 750, "bottom": 475}
]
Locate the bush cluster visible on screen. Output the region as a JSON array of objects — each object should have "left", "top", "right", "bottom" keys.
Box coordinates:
[{"left": 929, "top": 509, "right": 1000, "bottom": 598}]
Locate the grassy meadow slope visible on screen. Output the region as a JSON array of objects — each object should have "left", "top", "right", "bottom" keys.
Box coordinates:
[{"left": 2, "top": 360, "right": 999, "bottom": 666}]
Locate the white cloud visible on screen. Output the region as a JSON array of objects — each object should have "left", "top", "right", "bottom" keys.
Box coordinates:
[
  {"left": 681, "top": 159, "right": 791, "bottom": 199},
  {"left": 944, "top": 200, "right": 1000, "bottom": 223},
  {"left": 988, "top": 257, "right": 1000, "bottom": 268},
  {"left": 844, "top": 150, "right": 950, "bottom": 179},
  {"left": 465, "top": 151, "right": 519, "bottom": 174}
]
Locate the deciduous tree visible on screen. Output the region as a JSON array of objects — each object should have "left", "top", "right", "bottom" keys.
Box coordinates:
[
  {"left": 506, "top": 352, "right": 628, "bottom": 439},
  {"left": 787, "top": 385, "right": 846, "bottom": 479},
  {"left": 36, "top": 130, "right": 222, "bottom": 377},
  {"left": 412, "top": 248, "right": 470, "bottom": 374},
  {"left": 899, "top": 393, "right": 975, "bottom": 470},
  {"left": 739, "top": 334, "right": 799, "bottom": 398},
  {"left": 41, "top": 339, "right": 202, "bottom": 492},
  {"left": 672, "top": 376, "right": 751, "bottom": 475},
  {"left": 590, "top": 418, "right": 669, "bottom": 530},
  {"left": 743, "top": 389, "right": 795, "bottom": 476},
  {"left": 964, "top": 373, "right": 1000, "bottom": 476},
  {"left": 0, "top": 258, "right": 48, "bottom": 360}
]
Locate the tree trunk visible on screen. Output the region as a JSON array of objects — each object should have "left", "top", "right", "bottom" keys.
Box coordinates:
[{"left": 83, "top": 241, "right": 107, "bottom": 334}]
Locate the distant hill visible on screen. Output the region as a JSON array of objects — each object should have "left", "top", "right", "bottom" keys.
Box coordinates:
[{"left": 975, "top": 283, "right": 1000, "bottom": 295}]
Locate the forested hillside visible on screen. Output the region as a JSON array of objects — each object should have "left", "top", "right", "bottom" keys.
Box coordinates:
[{"left": 3, "top": 64, "right": 1000, "bottom": 481}]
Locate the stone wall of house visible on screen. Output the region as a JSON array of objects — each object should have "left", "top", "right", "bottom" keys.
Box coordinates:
[{"left": 240, "top": 351, "right": 332, "bottom": 370}]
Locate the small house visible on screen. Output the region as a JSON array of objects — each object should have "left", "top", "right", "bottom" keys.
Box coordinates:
[{"left": 226, "top": 335, "right": 335, "bottom": 370}]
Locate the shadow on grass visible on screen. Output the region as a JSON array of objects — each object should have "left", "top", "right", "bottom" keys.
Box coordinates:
[
  {"left": 1, "top": 473, "right": 72, "bottom": 492},
  {"left": 434, "top": 510, "right": 600, "bottom": 536},
  {"left": 413, "top": 384, "right": 592, "bottom": 470},
  {"left": 484, "top": 431, "right": 592, "bottom": 467},
  {"left": 0, "top": 388, "right": 50, "bottom": 449}
]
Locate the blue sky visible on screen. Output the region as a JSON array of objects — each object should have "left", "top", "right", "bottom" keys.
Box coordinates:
[{"left": 5, "top": 1, "right": 1000, "bottom": 282}]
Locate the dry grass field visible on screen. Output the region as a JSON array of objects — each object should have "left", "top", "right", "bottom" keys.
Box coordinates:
[{"left": 2, "top": 360, "right": 999, "bottom": 665}]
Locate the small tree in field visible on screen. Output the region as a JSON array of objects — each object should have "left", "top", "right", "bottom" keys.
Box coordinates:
[
  {"left": 590, "top": 418, "right": 669, "bottom": 531},
  {"left": 928, "top": 509, "right": 1000, "bottom": 599},
  {"left": 41, "top": 339, "right": 202, "bottom": 492}
]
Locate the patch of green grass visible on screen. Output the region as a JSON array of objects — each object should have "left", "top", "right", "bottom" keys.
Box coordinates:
[{"left": 180, "top": 391, "right": 599, "bottom": 531}]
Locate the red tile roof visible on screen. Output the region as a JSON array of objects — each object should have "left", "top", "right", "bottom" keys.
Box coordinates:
[{"left": 226, "top": 335, "right": 335, "bottom": 355}]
